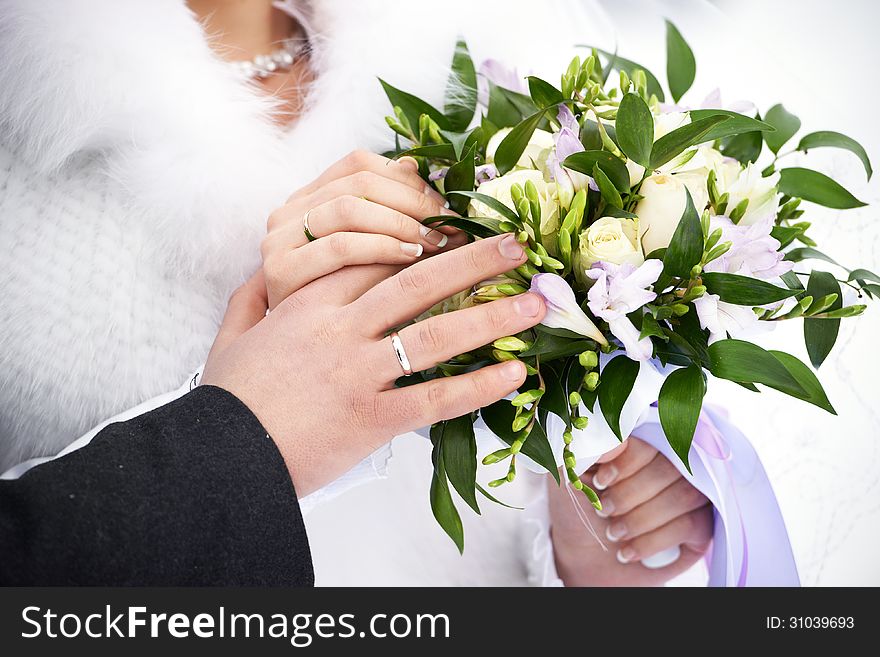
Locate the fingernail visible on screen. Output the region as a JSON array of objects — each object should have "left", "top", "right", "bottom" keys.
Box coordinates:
[
  {"left": 606, "top": 521, "right": 627, "bottom": 542},
  {"left": 513, "top": 293, "right": 541, "bottom": 317},
  {"left": 616, "top": 546, "right": 636, "bottom": 564},
  {"left": 499, "top": 234, "right": 525, "bottom": 260},
  {"left": 419, "top": 225, "right": 448, "bottom": 247},
  {"left": 440, "top": 206, "right": 459, "bottom": 216},
  {"left": 400, "top": 242, "right": 423, "bottom": 257},
  {"left": 501, "top": 361, "right": 525, "bottom": 381},
  {"left": 592, "top": 465, "right": 618, "bottom": 490},
  {"left": 398, "top": 156, "right": 419, "bottom": 170},
  {"left": 595, "top": 497, "right": 614, "bottom": 518}
]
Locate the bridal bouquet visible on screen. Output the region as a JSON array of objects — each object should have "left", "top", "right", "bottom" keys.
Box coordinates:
[{"left": 381, "top": 23, "right": 876, "bottom": 550}]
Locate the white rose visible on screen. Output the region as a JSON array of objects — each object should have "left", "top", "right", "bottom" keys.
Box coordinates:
[
  {"left": 653, "top": 111, "right": 690, "bottom": 141},
  {"left": 718, "top": 162, "right": 781, "bottom": 225},
  {"left": 634, "top": 173, "right": 710, "bottom": 253},
  {"left": 486, "top": 128, "right": 555, "bottom": 173},
  {"left": 469, "top": 169, "right": 560, "bottom": 239},
  {"left": 575, "top": 216, "right": 644, "bottom": 284}
]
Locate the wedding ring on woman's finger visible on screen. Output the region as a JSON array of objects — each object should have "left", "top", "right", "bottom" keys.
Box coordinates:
[
  {"left": 302, "top": 209, "right": 318, "bottom": 242},
  {"left": 389, "top": 331, "right": 413, "bottom": 376}
]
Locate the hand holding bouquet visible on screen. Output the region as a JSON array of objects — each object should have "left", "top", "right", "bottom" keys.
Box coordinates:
[{"left": 380, "top": 23, "right": 876, "bottom": 550}]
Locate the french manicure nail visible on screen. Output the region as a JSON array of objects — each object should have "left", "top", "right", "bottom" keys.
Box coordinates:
[
  {"left": 501, "top": 361, "right": 525, "bottom": 381},
  {"left": 616, "top": 547, "right": 636, "bottom": 564},
  {"left": 398, "top": 156, "right": 419, "bottom": 170},
  {"left": 593, "top": 465, "right": 618, "bottom": 490},
  {"left": 513, "top": 293, "right": 541, "bottom": 317},
  {"left": 400, "top": 242, "right": 423, "bottom": 257},
  {"left": 595, "top": 497, "right": 614, "bottom": 517},
  {"left": 499, "top": 234, "right": 525, "bottom": 260},
  {"left": 419, "top": 225, "right": 448, "bottom": 247},
  {"left": 606, "top": 521, "right": 627, "bottom": 542}
]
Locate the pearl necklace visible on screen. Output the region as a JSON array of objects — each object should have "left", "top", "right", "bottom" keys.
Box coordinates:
[{"left": 231, "top": 36, "right": 309, "bottom": 81}]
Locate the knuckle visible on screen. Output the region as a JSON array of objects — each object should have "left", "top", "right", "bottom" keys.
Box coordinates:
[
  {"left": 461, "top": 244, "right": 485, "bottom": 274},
  {"left": 351, "top": 170, "right": 378, "bottom": 195},
  {"left": 393, "top": 211, "right": 414, "bottom": 236},
  {"left": 394, "top": 265, "right": 431, "bottom": 297},
  {"left": 426, "top": 383, "right": 451, "bottom": 417},
  {"left": 326, "top": 232, "right": 352, "bottom": 259},
  {"left": 333, "top": 194, "right": 360, "bottom": 219},
  {"left": 266, "top": 207, "right": 287, "bottom": 232},
  {"left": 468, "top": 371, "right": 494, "bottom": 403},
  {"left": 344, "top": 149, "right": 372, "bottom": 171},
  {"left": 487, "top": 301, "right": 511, "bottom": 333},
  {"left": 416, "top": 321, "right": 447, "bottom": 354}
]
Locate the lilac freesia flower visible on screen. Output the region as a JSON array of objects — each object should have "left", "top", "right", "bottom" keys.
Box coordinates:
[
  {"left": 548, "top": 105, "right": 592, "bottom": 200},
  {"left": 428, "top": 168, "right": 448, "bottom": 182},
  {"left": 475, "top": 163, "right": 498, "bottom": 185},
  {"left": 585, "top": 260, "right": 663, "bottom": 361},
  {"left": 529, "top": 273, "right": 607, "bottom": 345},
  {"left": 693, "top": 293, "right": 764, "bottom": 345},
  {"left": 477, "top": 59, "right": 528, "bottom": 106},
  {"left": 703, "top": 215, "right": 793, "bottom": 280}
]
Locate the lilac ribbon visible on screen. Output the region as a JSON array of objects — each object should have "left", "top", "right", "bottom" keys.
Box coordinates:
[{"left": 634, "top": 404, "right": 800, "bottom": 587}]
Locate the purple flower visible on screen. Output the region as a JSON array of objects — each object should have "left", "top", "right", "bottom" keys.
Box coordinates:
[
  {"left": 548, "top": 106, "right": 590, "bottom": 201},
  {"left": 529, "top": 274, "right": 607, "bottom": 345},
  {"left": 585, "top": 260, "right": 663, "bottom": 361},
  {"left": 477, "top": 59, "right": 528, "bottom": 107},
  {"left": 475, "top": 163, "right": 498, "bottom": 185},
  {"left": 428, "top": 168, "right": 448, "bottom": 182},
  {"left": 693, "top": 293, "right": 763, "bottom": 345},
  {"left": 703, "top": 215, "right": 793, "bottom": 280}
]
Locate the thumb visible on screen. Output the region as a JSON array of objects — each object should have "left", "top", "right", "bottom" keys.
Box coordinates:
[{"left": 208, "top": 271, "right": 269, "bottom": 357}]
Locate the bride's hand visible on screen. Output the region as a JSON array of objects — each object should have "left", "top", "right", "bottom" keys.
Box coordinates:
[
  {"left": 261, "top": 150, "right": 467, "bottom": 309},
  {"left": 547, "top": 437, "right": 713, "bottom": 586}
]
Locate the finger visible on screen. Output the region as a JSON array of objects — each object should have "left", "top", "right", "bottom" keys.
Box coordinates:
[
  {"left": 372, "top": 293, "right": 545, "bottom": 380},
  {"left": 595, "top": 441, "right": 628, "bottom": 465},
  {"left": 596, "top": 453, "right": 680, "bottom": 517},
  {"left": 304, "top": 196, "right": 452, "bottom": 250},
  {"left": 351, "top": 234, "right": 528, "bottom": 336},
  {"left": 604, "top": 477, "right": 710, "bottom": 543},
  {"left": 378, "top": 361, "right": 527, "bottom": 436},
  {"left": 298, "top": 150, "right": 443, "bottom": 203},
  {"left": 208, "top": 272, "right": 268, "bottom": 357},
  {"left": 264, "top": 232, "right": 426, "bottom": 309},
  {"left": 307, "top": 170, "right": 456, "bottom": 227},
  {"left": 591, "top": 436, "right": 659, "bottom": 491},
  {"left": 297, "top": 263, "right": 403, "bottom": 307},
  {"left": 615, "top": 506, "right": 714, "bottom": 564}
]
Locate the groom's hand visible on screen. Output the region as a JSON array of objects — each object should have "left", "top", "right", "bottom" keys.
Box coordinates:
[{"left": 202, "top": 234, "right": 545, "bottom": 497}]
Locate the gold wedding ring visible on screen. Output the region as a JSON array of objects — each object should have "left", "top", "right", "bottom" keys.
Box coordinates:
[{"left": 302, "top": 209, "right": 318, "bottom": 242}]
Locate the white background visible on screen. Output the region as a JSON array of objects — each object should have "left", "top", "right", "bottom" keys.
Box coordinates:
[{"left": 626, "top": 0, "right": 880, "bottom": 585}]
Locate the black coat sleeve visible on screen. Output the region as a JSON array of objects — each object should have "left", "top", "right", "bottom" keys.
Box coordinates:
[{"left": 0, "top": 385, "right": 313, "bottom": 586}]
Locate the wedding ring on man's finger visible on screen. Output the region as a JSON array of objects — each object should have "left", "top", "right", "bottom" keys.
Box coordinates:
[
  {"left": 302, "top": 209, "right": 318, "bottom": 242},
  {"left": 390, "top": 332, "right": 414, "bottom": 376}
]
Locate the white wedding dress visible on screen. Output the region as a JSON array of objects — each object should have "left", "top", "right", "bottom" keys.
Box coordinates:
[{"left": 2, "top": 0, "right": 876, "bottom": 584}]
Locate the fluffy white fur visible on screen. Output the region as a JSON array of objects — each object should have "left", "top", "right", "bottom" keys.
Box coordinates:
[{"left": 0, "top": 0, "right": 602, "bottom": 469}]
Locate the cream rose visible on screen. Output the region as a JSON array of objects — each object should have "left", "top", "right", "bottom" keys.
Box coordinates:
[
  {"left": 575, "top": 216, "right": 644, "bottom": 284},
  {"left": 634, "top": 172, "right": 710, "bottom": 254},
  {"left": 486, "top": 127, "right": 555, "bottom": 173},
  {"left": 469, "top": 169, "right": 561, "bottom": 239},
  {"left": 717, "top": 162, "right": 781, "bottom": 225}
]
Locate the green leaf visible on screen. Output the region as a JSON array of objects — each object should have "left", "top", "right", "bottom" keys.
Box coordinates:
[
  {"left": 688, "top": 110, "right": 774, "bottom": 141},
  {"left": 424, "top": 215, "right": 504, "bottom": 239},
  {"left": 593, "top": 164, "right": 623, "bottom": 208},
  {"left": 783, "top": 247, "right": 841, "bottom": 267},
  {"left": 438, "top": 128, "right": 474, "bottom": 160},
  {"left": 770, "top": 225, "right": 805, "bottom": 248},
  {"left": 527, "top": 76, "right": 563, "bottom": 109},
  {"left": 659, "top": 188, "right": 703, "bottom": 282},
  {"left": 649, "top": 115, "right": 730, "bottom": 169},
  {"left": 665, "top": 21, "right": 696, "bottom": 103},
  {"left": 616, "top": 93, "right": 654, "bottom": 168},
  {"left": 796, "top": 130, "right": 872, "bottom": 180},
  {"left": 848, "top": 268, "right": 880, "bottom": 284},
  {"left": 581, "top": 46, "right": 665, "bottom": 101},
  {"left": 707, "top": 339, "right": 805, "bottom": 396},
  {"left": 580, "top": 120, "right": 619, "bottom": 151},
  {"left": 440, "top": 415, "right": 480, "bottom": 514},
  {"left": 702, "top": 272, "right": 800, "bottom": 305},
  {"left": 768, "top": 350, "right": 836, "bottom": 414},
  {"left": 804, "top": 270, "right": 842, "bottom": 368},
  {"left": 379, "top": 78, "right": 449, "bottom": 131},
  {"left": 444, "top": 144, "right": 476, "bottom": 214},
  {"left": 763, "top": 104, "right": 801, "bottom": 154},
  {"left": 563, "top": 150, "right": 631, "bottom": 192},
  {"left": 720, "top": 127, "right": 763, "bottom": 164},
  {"left": 475, "top": 483, "right": 523, "bottom": 510},
  {"left": 639, "top": 313, "right": 668, "bottom": 341},
  {"left": 395, "top": 143, "right": 456, "bottom": 160},
  {"left": 778, "top": 167, "right": 866, "bottom": 209},
  {"left": 597, "top": 355, "right": 640, "bottom": 441},
  {"left": 486, "top": 82, "right": 535, "bottom": 128},
  {"left": 481, "top": 401, "right": 559, "bottom": 483},
  {"left": 539, "top": 362, "right": 571, "bottom": 425},
  {"left": 658, "top": 364, "right": 705, "bottom": 471},
  {"left": 444, "top": 40, "right": 478, "bottom": 132},
  {"left": 494, "top": 109, "right": 548, "bottom": 176},
  {"left": 429, "top": 449, "right": 464, "bottom": 553},
  {"left": 447, "top": 190, "right": 520, "bottom": 225},
  {"left": 519, "top": 331, "right": 596, "bottom": 360}
]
